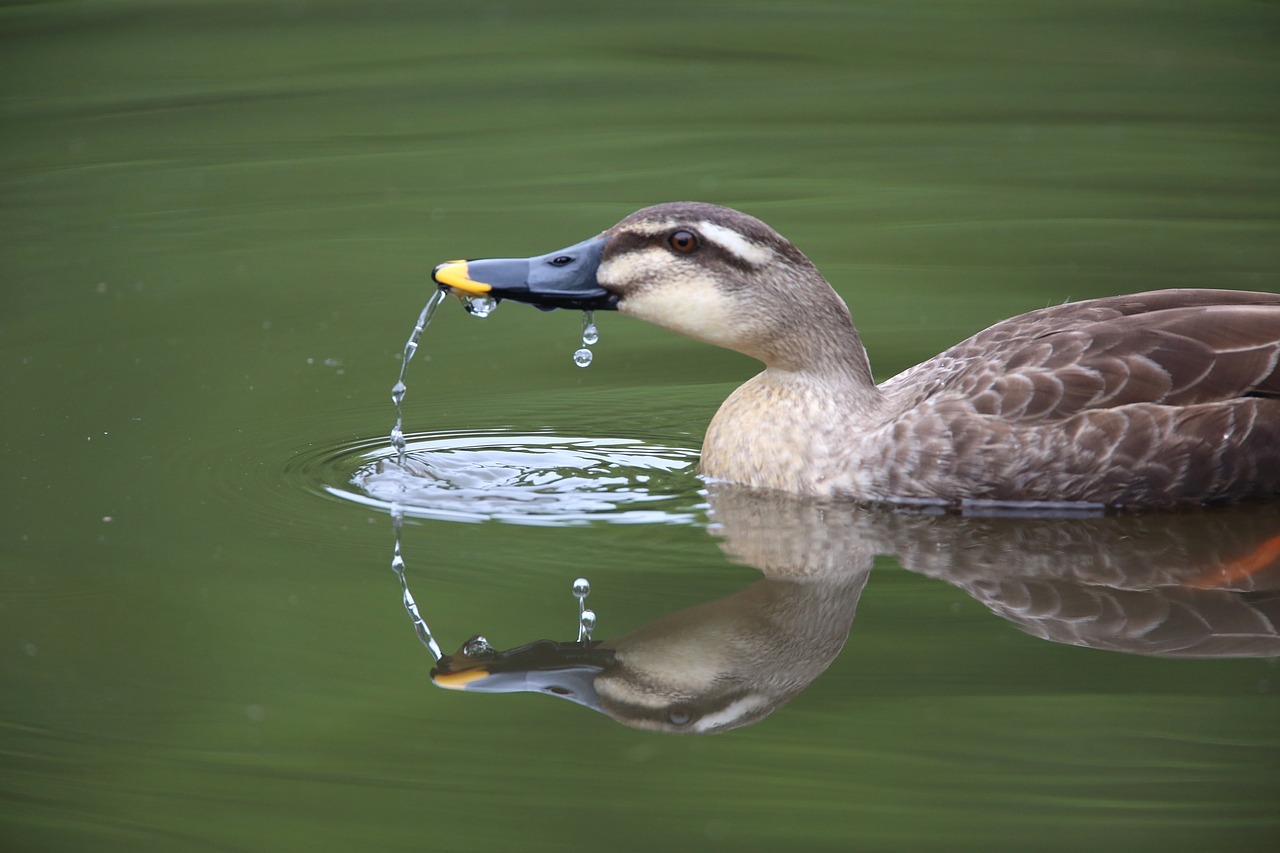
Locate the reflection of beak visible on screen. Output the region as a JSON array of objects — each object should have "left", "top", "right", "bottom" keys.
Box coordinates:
[
  {"left": 431, "top": 235, "right": 617, "bottom": 311},
  {"left": 431, "top": 638, "right": 615, "bottom": 712}
]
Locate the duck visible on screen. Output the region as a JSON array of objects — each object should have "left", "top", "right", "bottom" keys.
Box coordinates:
[{"left": 432, "top": 202, "right": 1280, "bottom": 509}]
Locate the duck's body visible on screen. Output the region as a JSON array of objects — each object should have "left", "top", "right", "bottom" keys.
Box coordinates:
[
  {"left": 434, "top": 202, "right": 1280, "bottom": 508},
  {"left": 704, "top": 289, "right": 1280, "bottom": 506}
]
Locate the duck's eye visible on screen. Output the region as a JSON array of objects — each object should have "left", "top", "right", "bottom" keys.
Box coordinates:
[
  {"left": 668, "top": 230, "right": 699, "bottom": 253},
  {"left": 667, "top": 707, "right": 693, "bottom": 726},
  {"left": 550, "top": 255, "right": 574, "bottom": 266}
]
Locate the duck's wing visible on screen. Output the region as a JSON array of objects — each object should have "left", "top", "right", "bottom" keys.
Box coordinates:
[{"left": 886, "top": 289, "right": 1280, "bottom": 422}]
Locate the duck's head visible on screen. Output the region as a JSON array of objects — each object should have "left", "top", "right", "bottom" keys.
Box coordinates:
[{"left": 433, "top": 202, "right": 858, "bottom": 370}]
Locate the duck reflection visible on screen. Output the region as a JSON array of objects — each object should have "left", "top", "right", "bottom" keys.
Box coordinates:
[{"left": 428, "top": 489, "right": 1280, "bottom": 733}]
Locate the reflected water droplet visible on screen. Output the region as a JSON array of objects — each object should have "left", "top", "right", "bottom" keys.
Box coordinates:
[
  {"left": 390, "top": 503, "right": 444, "bottom": 662},
  {"left": 573, "top": 348, "right": 593, "bottom": 368},
  {"left": 574, "top": 576, "right": 596, "bottom": 641},
  {"left": 465, "top": 296, "right": 499, "bottom": 318}
]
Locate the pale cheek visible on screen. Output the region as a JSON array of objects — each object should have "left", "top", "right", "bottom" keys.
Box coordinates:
[
  {"left": 598, "top": 249, "right": 667, "bottom": 287},
  {"left": 618, "top": 278, "right": 749, "bottom": 351}
]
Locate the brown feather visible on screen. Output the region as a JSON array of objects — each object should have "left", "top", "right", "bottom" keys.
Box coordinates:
[
  {"left": 863, "top": 291, "right": 1280, "bottom": 505},
  {"left": 917, "top": 291, "right": 1280, "bottom": 421}
]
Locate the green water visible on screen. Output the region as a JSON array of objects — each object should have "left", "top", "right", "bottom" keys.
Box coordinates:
[{"left": 3, "top": 1, "right": 1279, "bottom": 850}]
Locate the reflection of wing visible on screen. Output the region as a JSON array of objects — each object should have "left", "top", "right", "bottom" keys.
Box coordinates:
[
  {"left": 860, "top": 503, "right": 1280, "bottom": 658},
  {"left": 711, "top": 486, "right": 1280, "bottom": 659},
  {"left": 877, "top": 510, "right": 1280, "bottom": 590},
  {"left": 963, "top": 580, "right": 1280, "bottom": 658}
]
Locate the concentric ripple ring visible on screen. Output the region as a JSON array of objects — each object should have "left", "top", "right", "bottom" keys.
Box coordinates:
[{"left": 312, "top": 429, "right": 706, "bottom": 527}]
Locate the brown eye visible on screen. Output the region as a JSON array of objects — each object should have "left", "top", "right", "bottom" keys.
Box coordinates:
[{"left": 668, "top": 230, "right": 699, "bottom": 253}]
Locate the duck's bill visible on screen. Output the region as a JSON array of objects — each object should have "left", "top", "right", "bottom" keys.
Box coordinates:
[
  {"left": 431, "top": 638, "right": 615, "bottom": 711},
  {"left": 431, "top": 235, "right": 617, "bottom": 311}
]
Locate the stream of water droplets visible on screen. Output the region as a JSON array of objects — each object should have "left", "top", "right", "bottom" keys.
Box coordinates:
[
  {"left": 574, "top": 310, "right": 598, "bottom": 367},
  {"left": 384, "top": 290, "right": 602, "bottom": 670},
  {"left": 385, "top": 289, "right": 454, "bottom": 661},
  {"left": 390, "top": 289, "right": 449, "bottom": 465},
  {"left": 391, "top": 506, "right": 444, "bottom": 661},
  {"left": 573, "top": 577, "right": 595, "bottom": 642}
]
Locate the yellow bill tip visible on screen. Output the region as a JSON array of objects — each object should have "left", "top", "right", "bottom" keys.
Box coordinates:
[
  {"left": 432, "top": 260, "right": 492, "bottom": 296},
  {"left": 431, "top": 667, "right": 491, "bottom": 691}
]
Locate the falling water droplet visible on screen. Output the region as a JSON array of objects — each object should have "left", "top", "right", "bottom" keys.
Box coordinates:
[
  {"left": 580, "top": 609, "right": 597, "bottom": 641},
  {"left": 573, "top": 311, "right": 598, "bottom": 367},
  {"left": 390, "top": 289, "right": 448, "bottom": 465},
  {"left": 572, "top": 578, "right": 590, "bottom": 599},
  {"left": 465, "top": 296, "right": 498, "bottom": 318}
]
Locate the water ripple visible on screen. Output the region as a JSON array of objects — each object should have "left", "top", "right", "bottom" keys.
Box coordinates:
[{"left": 299, "top": 429, "right": 706, "bottom": 526}]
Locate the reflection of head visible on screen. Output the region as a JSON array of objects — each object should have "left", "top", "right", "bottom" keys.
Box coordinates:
[
  {"left": 432, "top": 566, "right": 870, "bottom": 734},
  {"left": 432, "top": 638, "right": 615, "bottom": 712},
  {"left": 590, "top": 574, "right": 868, "bottom": 733}
]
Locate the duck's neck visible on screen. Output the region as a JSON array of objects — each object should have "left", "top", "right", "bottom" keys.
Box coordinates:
[
  {"left": 758, "top": 295, "right": 882, "bottom": 405},
  {"left": 701, "top": 279, "right": 887, "bottom": 495}
]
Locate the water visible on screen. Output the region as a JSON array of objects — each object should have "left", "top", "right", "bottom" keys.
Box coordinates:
[
  {"left": 380, "top": 289, "right": 637, "bottom": 666},
  {"left": 390, "top": 288, "right": 449, "bottom": 463},
  {"left": 376, "top": 290, "right": 668, "bottom": 663},
  {"left": 575, "top": 310, "right": 598, "bottom": 367},
  {"left": 4, "top": 1, "right": 1279, "bottom": 850},
  {"left": 342, "top": 431, "right": 703, "bottom": 525},
  {"left": 573, "top": 577, "right": 595, "bottom": 641},
  {"left": 465, "top": 295, "right": 499, "bottom": 318},
  {"left": 390, "top": 506, "right": 444, "bottom": 661},
  {"left": 578, "top": 609, "right": 597, "bottom": 642},
  {"left": 581, "top": 314, "right": 600, "bottom": 346}
]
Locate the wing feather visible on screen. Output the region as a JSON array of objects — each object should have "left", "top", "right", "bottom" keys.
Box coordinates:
[{"left": 888, "top": 290, "right": 1280, "bottom": 422}]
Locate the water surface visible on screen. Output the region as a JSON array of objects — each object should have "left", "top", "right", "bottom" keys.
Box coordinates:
[{"left": 3, "top": 2, "right": 1279, "bottom": 850}]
